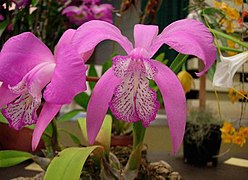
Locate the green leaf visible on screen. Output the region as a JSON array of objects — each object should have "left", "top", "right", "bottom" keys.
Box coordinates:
[
  {"left": 169, "top": 53, "right": 188, "bottom": 74},
  {"left": 0, "top": 150, "right": 33, "bottom": 167},
  {"left": 208, "top": 63, "right": 216, "bottom": 82},
  {"left": 58, "top": 128, "right": 82, "bottom": 145},
  {"left": 155, "top": 53, "right": 165, "bottom": 62},
  {"left": 58, "top": 109, "right": 83, "bottom": 122},
  {"left": 74, "top": 92, "right": 90, "bottom": 109},
  {"left": 88, "top": 65, "right": 98, "bottom": 90},
  {"left": 0, "top": 20, "right": 9, "bottom": 38},
  {"left": 78, "top": 115, "right": 112, "bottom": 152},
  {"left": 0, "top": 112, "right": 8, "bottom": 124},
  {"left": 32, "top": 0, "right": 39, "bottom": 6},
  {"left": 44, "top": 146, "right": 103, "bottom": 180},
  {"left": 101, "top": 59, "right": 112, "bottom": 75}
]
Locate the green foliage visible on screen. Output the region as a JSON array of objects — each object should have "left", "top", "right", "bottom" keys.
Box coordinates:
[
  {"left": 32, "top": 0, "right": 40, "bottom": 6},
  {"left": 78, "top": 115, "right": 112, "bottom": 152},
  {"left": 187, "top": 108, "right": 222, "bottom": 125},
  {"left": 88, "top": 65, "right": 98, "bottom": 90},
  {"left": 58, "top": 109, "right": 83, "bottom": 122},
  {"left": 101, "top": 58, "right": 113, "bottom": 75},
  {"left": 44, "top": 146, "right": 103, "bottom": 180},
  {"left": 0, "top": 112, "right": 7, "bottom": 123},
  {"left": 74, "top": 92, "right": 90, "bottom": 110},
  {"left": 0, "top": 20, "right": 9, "bottom": 38},
  {"left": 185, "top": 108, "right": 223, "bottom": 146},
  {"left": 0, "top": 150, "right": 33, "bottom": 167},
  {"left": 58, "top": 128, "right": 82, "bottom": 146},
  {"left": 169, "top": 53, "right": 189, "bottom": 74}
]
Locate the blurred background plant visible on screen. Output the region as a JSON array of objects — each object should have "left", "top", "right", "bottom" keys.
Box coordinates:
[{"left": 0, "top": 0, "right": 114, "bottom": 50}]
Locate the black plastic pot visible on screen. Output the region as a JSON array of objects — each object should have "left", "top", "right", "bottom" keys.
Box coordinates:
[{"left": 183, "top": 122, "right": 222, "bottom": 167}]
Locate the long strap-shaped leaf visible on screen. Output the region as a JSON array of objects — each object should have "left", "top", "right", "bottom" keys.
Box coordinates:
[
  {"left": 0, "top": 150, "right": 33, "bottom": 167},
  {"left": 45, "top": 146, "right": 102, "bottom": 180}
]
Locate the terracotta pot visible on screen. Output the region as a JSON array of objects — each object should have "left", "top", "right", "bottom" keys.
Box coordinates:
[
  {"left": 111, "top": 135, "right": 133, "bottom": 146},
  {"left": 0, "top": 123, "right": 44, "bottom": 153}
]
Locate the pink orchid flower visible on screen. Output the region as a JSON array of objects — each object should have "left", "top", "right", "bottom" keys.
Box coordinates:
[
  {"left": 73, "top": 19, "right": 216, "bottom": 153},
  {"left": 0, "top": 30, "right": 86, "bottom": 150},
  {"left": 11, "top": 0, "right": 30, "bottom": 8}
]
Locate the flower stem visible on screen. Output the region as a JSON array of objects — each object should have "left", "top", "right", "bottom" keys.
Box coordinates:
[
  {"left": 86, "top": 76, "right": 99, "bottom": 82},
  {"left": 125, "top": 122, "right": 146, "bottom": 172},
  {"left": 51, "top": 119, "right": 61, "bottom": 153},
  {"left": 209, "top": 29, "right": 248, "bottom": 49}
]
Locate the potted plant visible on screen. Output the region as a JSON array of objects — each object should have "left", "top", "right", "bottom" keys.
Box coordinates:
[{"left": 183, "top": 108, "right": 223, "bottom": 167}]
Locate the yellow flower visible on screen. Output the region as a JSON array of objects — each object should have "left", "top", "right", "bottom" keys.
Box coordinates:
[
  {"left": 221, "top": 132, "right": 233, "bottom": 143},
  {"left": 237, "top": 90, "right": 247, "bottom": 101},
  {"left": 225, "top": 20, "right": 235, "bottom": 33},
  {"left": 228, "top": 88, "right": 239, "bottom": 103},
  {"left": 226, "top": 8, "right": 240, "bottom": 20},
  {"left": 214, "top": 1, "right": 222, "bottom": 8},
  {"left": 177, "top": 70, "right": 194, "bottom": 94},
  {"left": 220, "top": 121, "right": 235, "bottom": 134},
  {"left": 234, "top": 0, "right": 243, "bottom": 6},
  {"left": 226, "top": 40, "right": 238, "bottom": 56},
  {"left": 232, "top": 132, "right": 246, "bottom": 147},
  {"left": 239, "top": 127, "right": 248, "bottom": 138}
]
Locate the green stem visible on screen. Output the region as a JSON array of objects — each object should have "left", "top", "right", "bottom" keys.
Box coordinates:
[
  {"left": 125, "top": 122, "right": 146, "bottom": 171},
  {"left": 210, "top": 29, "right": 248, "bottom": 49},
  {"left": 218, "top": 46, "right": 244, "bottom": 53},
  {"left": 169, "top": 53, "right": 189, "bottom": 74},
  {"left": 51, "top": 119, "right": 61, "bottom": 153}
]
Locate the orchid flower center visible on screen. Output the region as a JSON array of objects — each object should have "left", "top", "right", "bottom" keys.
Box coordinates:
[
  {"left": 1, "top": 62, "right": 55, "bottom": 130},
  {"left": 110, "top": 55, "right": 160, "bottom": 127}
]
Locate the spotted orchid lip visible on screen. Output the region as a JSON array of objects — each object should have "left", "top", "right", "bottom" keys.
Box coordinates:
[
  {"left": 2, "top": 91, "right": 39, "bottom": 130},
  {"left": 110, "top": 55, "right": 160, "bottom": 127}
]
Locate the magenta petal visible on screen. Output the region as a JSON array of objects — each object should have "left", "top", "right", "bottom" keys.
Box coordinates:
[
  {"left": 134, "top": 24, "right": 158, "bottom": 56},
  {"left": 152, "top": 61, "right": 186, "bottom": 154},
  {"left": 73, "top": 20, "right": 133, "bottom": 54},
  {"left": 44, "top": 44, "right": 86, "bottom": 104},
  {"left": 151, "top": 19, "right": 216, "bottom": 76},
  {"left": 0, "top": 32, "right": 54, "bottom": 85},
  {"left": 0, "top": 84, "right": 19, "bottom": 108},
  {"left": 87, "top": 68, "right": 121, "bottom": 144},
  {"left": 54, "top": 29, "right": 76, "bottom": 55},
  {"left": 32, "top": 103, "right": 61, "bottom": 151}
]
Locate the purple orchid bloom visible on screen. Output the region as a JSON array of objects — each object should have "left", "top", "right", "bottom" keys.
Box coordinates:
[
  {"left": 62, "top": 0, "right": 113, "bottom": 26},
  {"left": 62, "top": 5, "right": 90, "bottom": 26},
  {"left": 0, "top": 30, "right": 86, "bottom": 150},
  {"left": 91, "top": 4, "right": 113, "bottom": 23},
  {"left": 73, "top": 19, "right": 216, "bottom": 153},
  {"left": 11, "top": 0, "right": 30, "bottom": 8}
]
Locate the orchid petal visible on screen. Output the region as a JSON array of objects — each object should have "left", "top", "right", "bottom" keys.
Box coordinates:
[
  {"left": 213, "top": 51, "right": 248, "bottom": 88},
  {"left": 87, "top": 68, "right": 121, "bottom": 145},
  {"left": 0, "top": 84, "right": 19, "bottom": 108},
  {"left": 134, "top": 24, "right": 158, "bottom": 56},
  {"left": 150, "top": 19, "right": 216, "bottom": 76},
  {"left": 27, "top": 62, "right": 55, "bottom": 100},
  {"left": 73, "top": 20, "right": 133, "bottom": 55},
  {"left": 32, "top": 103, "right": 62, "bottom": 151},
  {"left": 0, "top": 32, "right": 54, "bottom": 86},
  {"left": 44, "top": 44, "right": 86, "bottom": 104},
  {"left": 152, "top": 60, "right": 186, "bottom": 154},
  {"left": 54, "top": 29, "right": 76, "bottom": 55}
]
